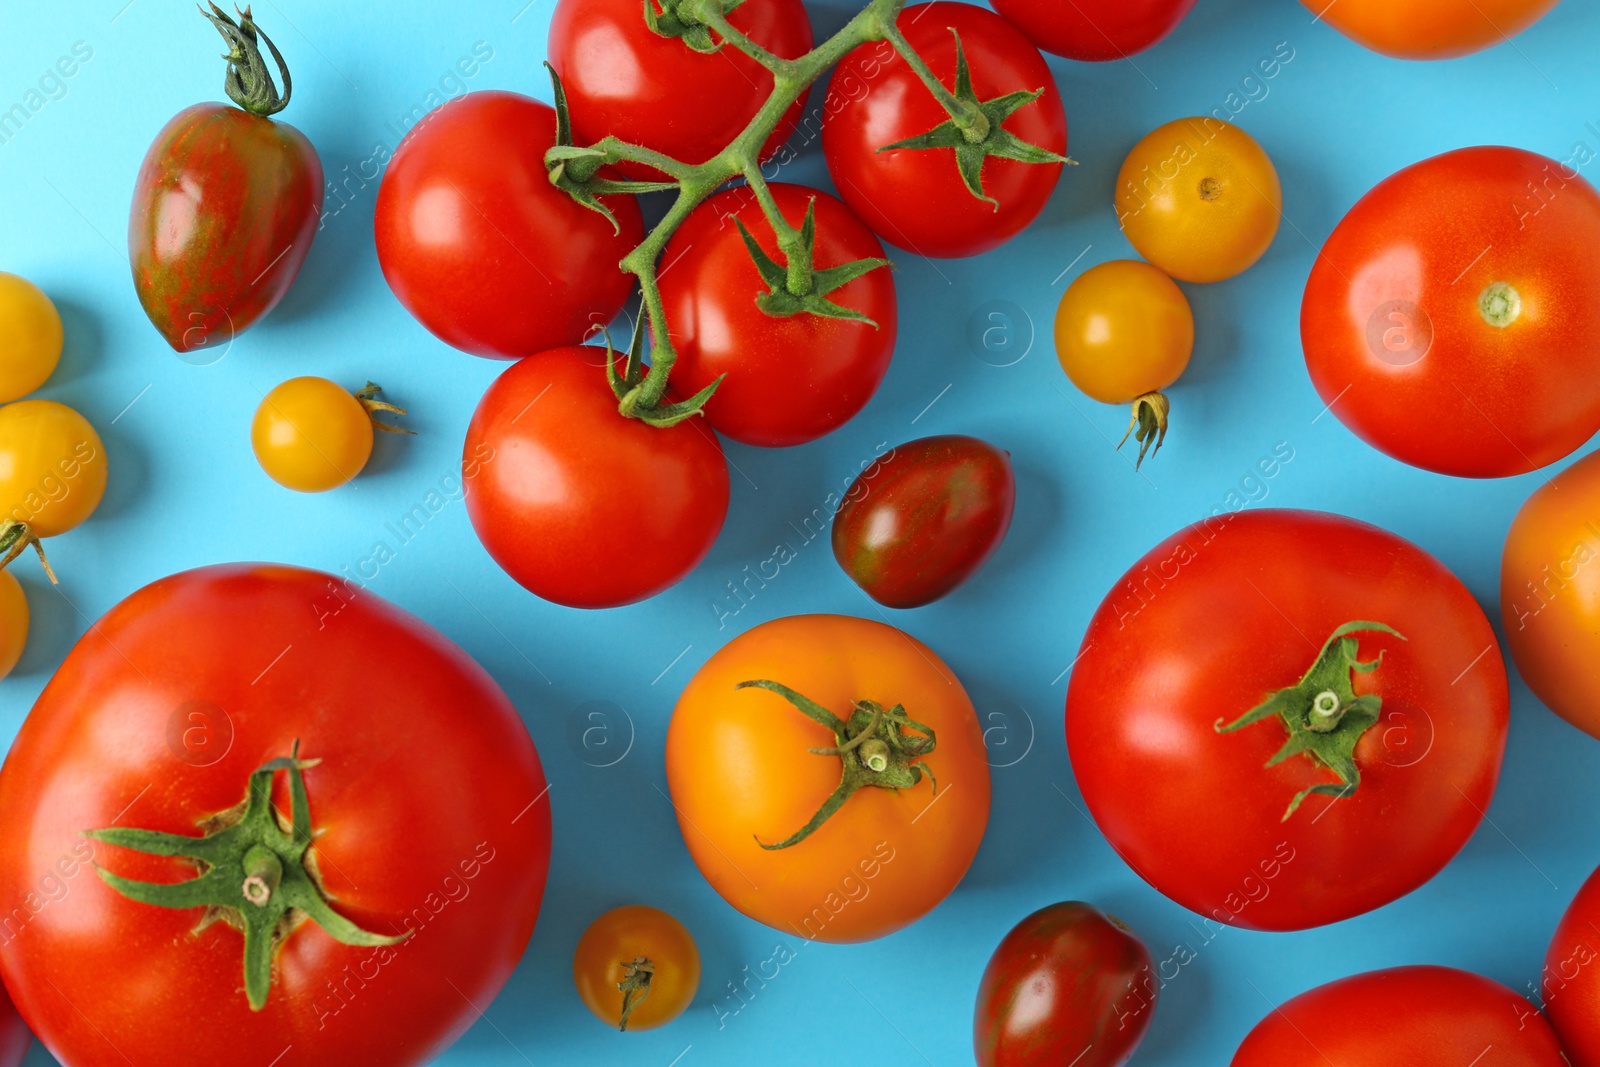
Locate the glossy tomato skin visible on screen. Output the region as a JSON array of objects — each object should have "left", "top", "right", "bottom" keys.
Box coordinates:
[
  {"left": 666, "top": 615, "right": 990, "bottom": 941},
  {"left": 549, "top": 0, "right": 812, "bottom": 180},
  {"left": 375, "top": 92, "right": 643, "bottom": 359},
  {"left": 989, "top": 0, "right": 1197, "bottom": 61},
  {"left": 1546, "top": 861, "right": 1600, "bottom": 1062},
  {"left": 974, "top": 902, "right": 1154, "bottom": 1067},
  {"left": 1303, "top": 146, "right": 1600, "bottom": 478},
  {"left": 0, "top": 564, "right": 552, "bottom": 1067},
  {"left": 130, "top": 103, "right": 322, "bottom": 353},
  {"left": 824, "top": 3, "right": 1066, "bottom": 258},
  {"left": 1232, "top": 966, "right": 1565, "bottom": 1065},
  {"left": 832, "top": 435, "right": 1015, "bottom": 608},
  {"left": 464, "top": 346, "right": 730, "bottom": 608},
  {"left": 660, "top": 183, "right": 896, "bottom": 446},
  {"left": 1301, "top": 0, "right": 1559, "bottom": 59},
  {"left": 1067, "top": 509, "right": 1507, "bottom": 931}
]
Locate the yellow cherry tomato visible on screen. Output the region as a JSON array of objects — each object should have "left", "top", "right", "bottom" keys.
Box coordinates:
[
  {"left": 573, "top": 905, "right": 700, "bottom": 1032},
  {"left": 252, "top": 378, "right": 410, "bottom": 493},
  {"left": 0, "top": 570, "right": 26, "bottom": 680},
  {"left": 0, "top": 273, "right": 63, "bottom": 402},
  {"left": 0, "top": 400, "right": 108, "bottom": 539},
  {"left": 1055, "top": 259, "right": 1194, "bottom": 468},
  {"left": 1115, "top": 117, "right": 1282, "bottom": 283}
]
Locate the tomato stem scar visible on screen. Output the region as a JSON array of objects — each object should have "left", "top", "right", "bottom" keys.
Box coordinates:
[{"left": 1478, "top": 281, "right": 1522, "bottom": 328}]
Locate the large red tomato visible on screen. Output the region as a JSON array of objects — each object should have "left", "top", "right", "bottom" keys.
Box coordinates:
[
  {"left": 988, "top": 0, "right": 1198, "bottom": 61},
  {"left": 824, "top": 2, "right": 1066, "bottom": 258},
  {"left": 1544, "top": 858, "right": 1600, "bottom": 1062},
  {"left": 1232, "top": 966, "right": 1566, "bottom": 1064},
  {"left": 1066, "top": 509, "right": 1507, "bottom": 931},
  {"left": 374, "top": 91, "right": 642, "bottom": 359},
  {"left": 0, "top": 565, "right": 551, "bottom": 1067},
  {"left": 658, "top": 183, "right": 896, "bottom": 447},
  {"left": 464, "top": 346, "right": 730, "bottom": 608},
  {"left": 1301, "top": 0, "right": 1560, "bottom": 59},
  {"left": 548, "top": 0, "right": 813, "bottom": 180},
  {"left": 1302, "top": 146, "right": 1600, "bottom": 478}
]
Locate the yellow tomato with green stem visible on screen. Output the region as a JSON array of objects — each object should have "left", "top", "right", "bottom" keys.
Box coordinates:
[
  {"left": 0, "top": 571, "right": 26, "bottom": 680},
  {"left": 0, "top": 400, "right": 108, "bottom": 581},
  {"left": 0, "top": 273, "right": 62, "bottom": 402},
  {"left": 1055, "top": 259, "right": 1194, "bottom": 469},
  {"left": 252, "top": 377, "right": 412, "bottom": 492},
  {"left": 572, "top": 905, "right": 700, "bottom": 1032}
]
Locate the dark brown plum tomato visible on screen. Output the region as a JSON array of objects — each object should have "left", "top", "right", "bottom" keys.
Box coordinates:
[
  {"left": 974, "top": 902, "right": 1155, "bottom": 1067},
  {"left": 831, "top": 435, "right": 1015, "bottom": 608}
]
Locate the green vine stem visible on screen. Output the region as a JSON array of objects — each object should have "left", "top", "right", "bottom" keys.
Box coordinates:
[
  {"left": 737, "top": 679, "right": 937, "bottom": 849},
  {"left": 0, "top": 519, "right": 57, "bottom": 584},
  {"left": 200, "top": 3, "right": 293, "bottom": 118},
  {"left": 546, "top": 0, "right": 1066, "bottom": 426}
]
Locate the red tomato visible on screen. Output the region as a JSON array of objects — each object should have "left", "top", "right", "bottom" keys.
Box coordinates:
[
  {"left": 988, "top": 0, "right": 1198, "bottom": 61},
  {"left": 1232, "top": 966, "right": 1565, "bottom": 1065},
  {"left": 464, "top": 346, "right": 730, "bottom": 608},
  {"left": 1544, "top": 858, "right": 1600, "bottom": 1061},
  {"left": 824, "top": 2, "right": 1066, "bottom": 258},
  {"left": 1066, "top": 509, "right": 1507, "bottom": 931},
  {"left": 0, "top": 564, "right": 552, "bottom": 1067},
  {"left": 549, "top": 0, "right": 813, "bottom": 180},
  {"left": 659, "top": 183, "right": 896, "bottom": 446},
  {"left": 1302, "top": 146, "right": 1600, "bottom": 478},
  {"left": 973, "top": 902, "right": 1154, "bottom": 1067},
  {"left": 375, "top": 92, "right": 643, "bottom": 359},
  {"left": 0, "top": 991, "right": 27, "bottom": 1067},
  {"left": 1301, "top": 0, "right": 1560, "bottom": 60}
]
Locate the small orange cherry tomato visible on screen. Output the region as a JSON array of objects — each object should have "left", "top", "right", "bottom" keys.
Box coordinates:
[
  {"left": 0, "top": 273, "right": 62, "bottom": 402},
  {"left": 251, "top": 378, "right": 411, "bottom": 492},
  {"left": 0, "top": 571, "right": 26, "bottom": 680},
  {"left": 1301, "top": 0, "right": 1558, "bottom": 60},
  {"left": 572, "top": 905, "right": 700, "bottom": 1032},
  {"left": 0, "top": 400, "right": 108, "bottom": 565}
]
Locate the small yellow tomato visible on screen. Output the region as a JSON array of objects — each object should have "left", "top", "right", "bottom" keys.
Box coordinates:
[
  {"left": 0, "top": 273, "right": 63, "bottom": 402},
  {"left": 1116, "top": 117, "right": 1282, "bottom": 283},
  {"left": 1055, "top": 259, "right": 1194, "bottom": 468},
  {"left": 252, "top": 378, "right": 410, "bottom": 493},
  {"left": 0, "top": 400, "right": 108, "bottom": 539},
  {"left": 0, "top": 570, "right": 26, "bottom": 680},
  {"left": 573, "top": 905, "right": 700, "bottom": 1032}
]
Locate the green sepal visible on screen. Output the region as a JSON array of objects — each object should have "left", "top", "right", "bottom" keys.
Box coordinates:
[
  {"left": 200, "top": 3, "right": 292, "bottom": 118},
  {"left": 1118, "top": 392, "right": 1171, "bottom": 471},
  {"left": 1215, "top": 622, "right": 1407, "bottom": 821},
  {"left": 543, "top": 64, "right": 677, "bottom": 234},
  {"left": 734, "top": 199, "right": 891, "bottom": 325},
  {"left": 643, "top": 0, "right": 750, "bottom": 53},
  {"left": 607, "top": 309, "right": 724, "bottom": 427}
]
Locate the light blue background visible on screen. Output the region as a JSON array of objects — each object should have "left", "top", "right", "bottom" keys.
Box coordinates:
[{"left": 3, "top": 0, "right": 1599, "bottom": 1063}]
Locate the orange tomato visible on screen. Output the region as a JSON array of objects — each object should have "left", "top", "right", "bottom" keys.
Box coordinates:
[
  {"left": 0, "top": 571, "right": 25, "bottom": 680},
  {"left": 572, "top": 905, "right": 700, "bottom": 1032},
  {"left": 1300, "top": 0, "right": 1559, "bottom": 60},
  {"left": 666, "top": 615, "right": 990, "bottom": 942}
]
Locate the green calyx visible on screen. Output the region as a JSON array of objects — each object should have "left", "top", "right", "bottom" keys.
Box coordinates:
[
  {"left": 1215, "top": 621, "right": 1407, "bottom": 821},
  {"left": 1119, "top": 392, "right": 1171, "bottom": 471},
  {"left": 0, "top": 519, "right": 57, "bottom": 584},
  {"left": 617, "top": 956, "right": 655, "bottom": 1031},
  {"left": 354, "top": 381, "right": 417, "bottom": 436},
  {"left": 544, "top": 65, "right": 680, "bottom": 235},
  {"left": 200, "top": 3, "right": 292, "bottom": 118},
  {"left": 85, "top": 742, "right": 409, "bottom": 1011},
  {"left": 877, "top": 28, "right": 1069, "bottom": 209},
  {"left": 606, "top": 314, "right": 722, "bottom": 427},
  {"left": 736, "top": 197, "right": 892, "bottom": 325},
  {"left": 645, "top": 0, "right": 748, "bottom": 53},
  {"left": 738, "top": 679, "right": 937, "bottom": 849}
]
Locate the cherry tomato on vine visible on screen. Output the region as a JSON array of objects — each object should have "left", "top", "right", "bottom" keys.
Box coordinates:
[
  {"left": 252, "top": 378, "right": 411, "bottom": 493},
  {"left": 1067, "top": 509, "right": 1507, "bottom": 931},
  {"left": 464, "top": 346, "right": 729, "bottom": 608},
  {"left": 974, "top": 902, "right": 1154, "bottom": 1067},
  {"left": 0, "top": 571, "right": 26, "bottom": 682},
  {"left": 1301, "top": 0, "right": 1559, "bottom": 59},
  {"left": 1055, "top": 260, "right": 1193, "bottom": 468},
  {"left": 375, "top": 92, "right": 643, "bottom": 360},
  {"left": 549, "top": 0, "right": 813, "bottom": 181},
  {"left": 0, "top": 273, "right": 61, "bottom": 402},
  {"left": 129, "top": 6, "right": 321, "bottom": 354},
  {"left": 0, "top": 400, "right": 107, "bottom": 539},
  {"left": 0, "top": 564, "right": 552, "bottom": 1067},
  {"left": 667, "top": 614, "right": 990, "bottom": 941},
  {"left": 659, "top": 183, "right": 896, "bottom": 447},
  {"left": 573, "top": 905, "right": 700, "bottom": 1032},
  {"left": 1545, "top": 858, "right": 1600, "bottom": 1061},
  {"left": 1303, "top": 146, "right": 1600, "bottom": 478},
  {"left": 1231, "top": 966, "right": 1565, "bottom": 1065},
  {"left": 988, "top": 0, "right": 1198, "bottom": 61},
  {"left": 832, "top": 435, "right": 1015, "bottom": 608},
  {"left": 824, "top": 2, "right": 1067, "bottom": 258},
  {"left": 1116, "top": 117, "right": 1282, "bottom": 283}
]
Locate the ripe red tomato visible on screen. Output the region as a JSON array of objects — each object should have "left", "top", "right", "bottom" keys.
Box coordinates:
[
  {"left": 832, "top": 435, "right": 1015, "bottom": 607},
  {"left": 1302, "top": 0, "right": 1559, "bottom": 60},
  {"left": 988, "top": 0, "right": 1198, "bottom": 61},
  {"left": 659, "top": 183, "right": 896, "bottom": 447},
  {"left": 464, "top": 346, "right": 729, "bottom": 608},
  {"left": 1232, "top": 966, "right": 1565, "bottom": 1065},
  {"left": 129, "top": 8, "right": 321, "bottom": 353},
  {"left": 973, "top": 902, "right": 1154, "bottom": 1067},
  {"left": 0, "top": 564, "right": 552, "bottom": 1067},
  {"left": 375, "top": 92, "right": 643, "bottom": 359},
  {"left": 1303, "top": 146, "right": 1600, "bottom": 478},
  {"left": 1544, "top": 858, "right": 1600, "bottom": 1061},
  {"left": 1067, "top": 509, "right": 1507, "bottom": 931},
  {"left": 824, "top": 2, "right": 1066, "bottom": 258},
  {"left": 549, "top": 0, "right": 813, "bottom": 180}
]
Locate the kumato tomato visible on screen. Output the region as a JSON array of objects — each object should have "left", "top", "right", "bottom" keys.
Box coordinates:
[
  {"left": 1231, "top": 966, "right": 1565, "bottom": 1065},
  {"left": 1301, "top": 0, "right": 1559, "bottom": 59},
  {"left": 0, "top": 273, "right": 61, "bottom": 402},
  {"left": 0, "top": 571, "right": 26, "bottom": 681},
  {"left": 252, "top": 378, "right": 411, "bottom": 493},
  {"left": 1067, "top": 509, "right": 1507, "bottom": 931},
  {"left": 989, "top": 0, "right": 1197, "bottom": 61},
  {"left": 1545, "top": 859, "right": 1600, "bottom": 1062},
  {"left": 572, "top": 905, "right": 700, "bottom": 1032},
  {"left": 0, "top": 400, "right": 108, "bottom": 538},
  {"left": 1302, "top": 146, "right": 1600, "bottom": 477},
  {"left": 667, "top": 615, "right": 990, "bottom": 941}
]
